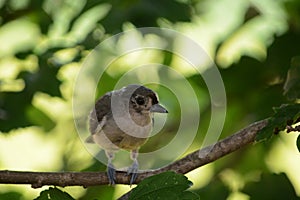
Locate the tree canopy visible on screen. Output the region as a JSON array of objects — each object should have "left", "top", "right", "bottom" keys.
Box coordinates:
[{"left": 0, "top": 0, "right": 300, "bottom": 199}]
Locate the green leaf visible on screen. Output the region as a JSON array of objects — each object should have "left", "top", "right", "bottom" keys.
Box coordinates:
[
  {"left": 179, "top": 191, "right": 200, "bottom": 200},
  {"left": 256, "top": 104, "right": 300, "bottom": 142},
  {"left": 68, "top": 4, "right": 111, "bottom": 42},
  {"left": 0, "top": 192, "right": 22, "bottom": 200},
  {"left": 129, "top": 171, "right": 199, "bottom": 200},
  {"left": 34, "top": 187, "right": 74, "bottom": 200},
  {"left": 297, "top": 135, "right": 300, "bottom": 153}
]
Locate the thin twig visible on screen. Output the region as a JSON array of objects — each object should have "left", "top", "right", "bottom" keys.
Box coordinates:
[{"left": 0, "top": 119, "right": 268, "bottom": 189}]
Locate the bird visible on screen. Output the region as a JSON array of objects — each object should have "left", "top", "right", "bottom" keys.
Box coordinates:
[{"left": 86, "top": 84, "right": 168, "bottom": 185}]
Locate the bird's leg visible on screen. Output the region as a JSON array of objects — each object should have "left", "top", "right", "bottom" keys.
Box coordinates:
[
  {"left": 127, "top": 149, "right": 139, "bottom": 185},
  {"left": 105, "top": 151, "right": 116, "bottom": 185}
]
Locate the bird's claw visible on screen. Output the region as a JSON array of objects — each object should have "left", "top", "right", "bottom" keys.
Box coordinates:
[
  {"left": 127, "top": 161, "right": 139, "bottom": 185},
  {"left": 107, "top": 163, "right": 116, "bottom": 185}
]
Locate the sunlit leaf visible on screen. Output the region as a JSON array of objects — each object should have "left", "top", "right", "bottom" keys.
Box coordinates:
[
  {"left": 26, "top": 105, "right": 55, "bottom": 132},
  {"left": 68, "top": 4, "right": 111, "bottom": 42},
  {"left": 129, "top": 171, "right": 199, "bottom": 200},
  {"left": 297, "top": 134, "right": 300, "bottom": 153},
  {"left": 0, "top": 19, "right": 40, "bottom": 57}
]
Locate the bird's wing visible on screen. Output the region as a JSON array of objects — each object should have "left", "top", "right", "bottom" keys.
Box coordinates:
[
  {"left": 95, "top": 92, "right": 112, "bottom": 122},
  {"left": 86, "top": 113, "right": 108, "bottom": 143},
  {"left": 88, "top": 92, "right": 112, "bottom": 136}
]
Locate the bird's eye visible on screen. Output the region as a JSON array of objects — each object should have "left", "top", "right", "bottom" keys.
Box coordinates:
[{"left": 135, "top": 96, "right": 145, "bottom": 105}]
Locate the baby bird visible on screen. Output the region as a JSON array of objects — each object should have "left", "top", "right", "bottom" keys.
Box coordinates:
[{"left": 87, "top": 84, "right": 168, "bottom": 185}]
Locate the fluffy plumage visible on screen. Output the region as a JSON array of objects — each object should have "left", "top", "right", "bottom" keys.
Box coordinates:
[{"left": 87, "top": 84, "right": 168, "bottom": 185}]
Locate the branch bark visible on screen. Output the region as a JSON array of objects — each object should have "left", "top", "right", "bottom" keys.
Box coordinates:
[{"left": 0, "top": 119, "right": 268, "bottom": 188}]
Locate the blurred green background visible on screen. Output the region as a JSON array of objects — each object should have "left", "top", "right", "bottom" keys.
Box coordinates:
[{"left": 0, "top": 0, "right": 300, "bottom": 199}]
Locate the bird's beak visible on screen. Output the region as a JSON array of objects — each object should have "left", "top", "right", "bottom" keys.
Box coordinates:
[{"left": 150, "top": 104, "right": 168, "bottom": 113}]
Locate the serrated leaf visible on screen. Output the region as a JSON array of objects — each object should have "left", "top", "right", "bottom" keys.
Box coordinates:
[
  {"left": 34, "top": 187, "right": 74, "bottom": 200},
  {"left": 297, "top": 135, "right": 300, "bottom": 153},
  {"left": 129, "top": 171, "right": 199, "bottom": 200},
  {"left": 256, "top": 104, "right": 300, "bottom": 142}
]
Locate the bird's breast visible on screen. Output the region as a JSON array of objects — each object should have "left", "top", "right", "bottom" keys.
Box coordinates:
[{"left": 93, "top": 113, "right": 153, "bottom": 150}]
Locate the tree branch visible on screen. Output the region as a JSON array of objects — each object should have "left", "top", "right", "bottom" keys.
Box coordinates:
[{"left": 0, "top": 119, "right": 268, "bottom": 188}]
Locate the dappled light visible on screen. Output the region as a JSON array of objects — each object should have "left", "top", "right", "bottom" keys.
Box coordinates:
[{"left": 0, "top": 0, "right": 300, "bottom": 199}]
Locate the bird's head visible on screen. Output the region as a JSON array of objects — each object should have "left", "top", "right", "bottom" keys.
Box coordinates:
[{"left": 121, "top": 84, "right": 168, "bottom": 114}]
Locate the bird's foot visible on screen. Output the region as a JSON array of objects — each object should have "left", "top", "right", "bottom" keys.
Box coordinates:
[
  {"left": 127, "top": 161, "right": 139, "bottom": 185},
  {"left": 107, "top": 163, "right": 116, "bottom": 185}
]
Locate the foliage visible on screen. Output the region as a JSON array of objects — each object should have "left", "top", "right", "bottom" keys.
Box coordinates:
[
  {"left": 35, "top": 187, "right": 75, "bottom": 200},
  {"left": 129, "top": 171, "right": 199, "bottom": 200},
  {"left": 256, "top": 104, "right": 300, "bottom": 141},
  {"left": 0, "top": 0, "right": 300, "bottom": 199}
]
